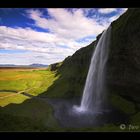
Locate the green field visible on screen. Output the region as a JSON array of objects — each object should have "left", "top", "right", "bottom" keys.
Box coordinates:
[
  {"left": 0, "top": 68, "right": 58, "bottom": 107},
  {"left": 0, "top": 68, "right": 61, "bottom": 131}
]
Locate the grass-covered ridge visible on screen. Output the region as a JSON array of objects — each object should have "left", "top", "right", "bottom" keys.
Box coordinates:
[
  {"left": 41, "top": 41, "right": 96, "bottom": 98},
  {"left": 0, "top": 98, "right": 60, "bottom": 131}
]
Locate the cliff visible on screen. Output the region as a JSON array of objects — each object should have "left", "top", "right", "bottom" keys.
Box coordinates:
[{"left": 43, "top": 9, "right": 140, "bottom": 123}]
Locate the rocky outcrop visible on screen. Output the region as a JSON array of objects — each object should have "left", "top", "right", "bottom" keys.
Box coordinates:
[{"left": 49, "top": 62, "right": 62, "bottom": 71}]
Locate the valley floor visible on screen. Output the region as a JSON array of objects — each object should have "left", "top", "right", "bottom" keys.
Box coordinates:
[{"left": 0, "top": 68, "right": 57, "bottom": 107}]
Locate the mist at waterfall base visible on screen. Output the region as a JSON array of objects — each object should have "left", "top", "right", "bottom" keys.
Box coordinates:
[{"left": 47, "top": 26, "right": 128, "bottom": 128}]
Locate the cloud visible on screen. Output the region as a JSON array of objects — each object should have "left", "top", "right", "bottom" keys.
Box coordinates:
[
  {"left": 0, "top": 51, "right": 65, "bottom": 65},
  {"left": 0, "top": 26, "right": 56, "bottom": 43},
  {"left": 27, "top": 8, "right": 107, "bottom": 40},
  {"left": 0, "top": 8, "right": 127, "bottom": 65},
  {"left": 119, "top": 8, "right": 128, "bottom": 14},
  {"left": 98, "top": 8, "right": 117, "bottom": 14},
  {"left": 109, "top": 15, "right": 120, "bottom": 22},
  {"left": 0, "top": 25, "right": 93, "bottom": 64},
  {"left": 108, "top": 8, "right": 128, "bottom": 22}
]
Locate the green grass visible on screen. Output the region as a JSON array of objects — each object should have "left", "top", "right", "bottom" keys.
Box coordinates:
[
  {"left": 0, "top": 96, "right": 131, "bottom": 132},
  {"left": 0, "top": 92, "right": 16, "bottom": 97},
  {"left": 109, "top": 93, "right": 140, "bottom": 128},
  {"left": 0, "top": 98, "right": 59, "bottom": 131},
  {"left": 109, "top": 94, "right": 136, "bottom": 114},
  {"left": 0, "top": 68, "right": 58, "bottom": 107},
  {"left": 131, "top": 112, "right": 140, "bottom": 125},
  {"left": 0, "top": 68, "right": 62, "bottom": 131},
  {"left": 0, "top": 94, "right": 29, "bottom": 107},
  {"left": 1, "top": 101, "right": 139, "bottom": 132}
]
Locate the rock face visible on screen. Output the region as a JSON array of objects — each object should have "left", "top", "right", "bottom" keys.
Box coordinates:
[
  {"left": 107, "top": 8, "right": 140, "bottom": 103},
  {"left": 45, "top": 8, "right": 140, "bottom": 105},
  {"left": 49, "top": 62, "right": 62, "bottom": 71}
]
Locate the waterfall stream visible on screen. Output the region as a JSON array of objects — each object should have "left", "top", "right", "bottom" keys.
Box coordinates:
[{"left": 74, "top": 26, "right": 111, "bottom": 114}]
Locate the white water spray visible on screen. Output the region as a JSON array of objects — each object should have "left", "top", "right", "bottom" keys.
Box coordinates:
[{"left": 74, "top": 26, "right": 111, "bottom": 114}]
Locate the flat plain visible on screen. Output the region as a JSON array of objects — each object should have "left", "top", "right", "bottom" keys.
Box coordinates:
[{"left": 0, "top": 67, "right": 57, "bottom": 107}]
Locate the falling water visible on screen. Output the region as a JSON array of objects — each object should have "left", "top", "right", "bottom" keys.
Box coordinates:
[{"left": 74, "top": 26, "right": 111, "bottom": 114}]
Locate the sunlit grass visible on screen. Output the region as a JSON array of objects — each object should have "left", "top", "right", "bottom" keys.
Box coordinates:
[
  {"left": 0, "top": 68, "right": 58, "bottom": 107},
  {"left": 0, "top": 94, "right": 29, "bottom": 107}
]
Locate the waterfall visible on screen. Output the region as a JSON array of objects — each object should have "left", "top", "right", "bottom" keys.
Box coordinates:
[{"left": 74, "top": 26, "right": 111, "bottom": 114}]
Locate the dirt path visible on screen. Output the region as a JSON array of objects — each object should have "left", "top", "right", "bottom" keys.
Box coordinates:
[
  {"left": 0, "top": 90, "right": 18, "bottom": 99},
  {"left": 0, "top": 88, "right": 46, "bottom": 100},
  {"left": 0, "top": 89, "right": 34, "bottom": 99}
]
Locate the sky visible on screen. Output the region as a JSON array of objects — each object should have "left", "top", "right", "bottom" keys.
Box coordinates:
[{"left": 0, "top": 8, "right": 127, "bottom": 65}]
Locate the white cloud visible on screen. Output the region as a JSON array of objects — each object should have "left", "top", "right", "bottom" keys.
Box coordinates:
[
  {"left": 27, "top": 8, "right": 107, "bottom": 40},
  {"left": 98, "top": 8, "right": 117, "bottom": 14},
  {"left": 0, "top": 51, "right": 65, "bottom": 65},
  {"left": 119, "top": 8, "right": 128, "bottom": 14},
  {"left": 0, "top": 8, "right": 127, "bottom": 65},
  {"left": 0, "top": 26, "right": 56, "bottom": 43},
  {"left": 109, "top": 15, "right": 120, "bottom": 22},
  {"left": 0, "top": 25, "right": 93, "bottom": 64},
  {"left": 108, "top": 8, "right": 128, "bottom": 22}
]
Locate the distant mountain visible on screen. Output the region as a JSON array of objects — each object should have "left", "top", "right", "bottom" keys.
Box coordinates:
[
  {"left": 0, "top": 63, "right": 48, "bottom": 68},
  {"left": 29, "top": 63, "right": 48, "bottom": 67},
  {"left": 0, "top": 64, "right": 17, "bottom": 67}
]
